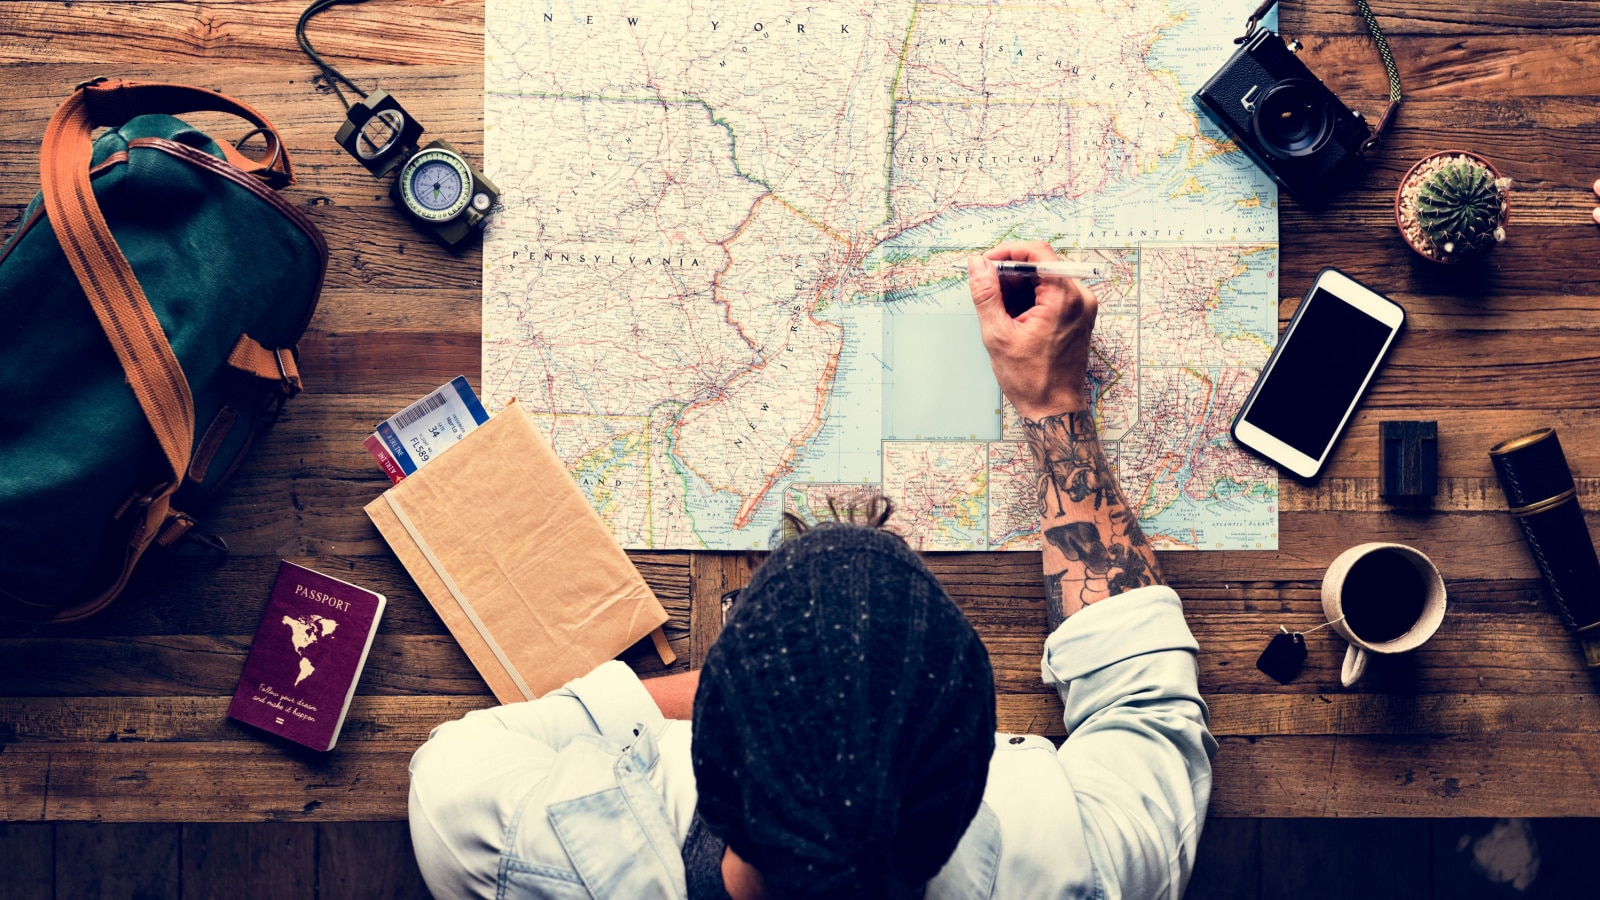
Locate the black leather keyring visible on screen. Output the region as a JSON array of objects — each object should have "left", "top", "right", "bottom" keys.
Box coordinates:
[{"left": 1257, "top": 628, "right": 1308, "bottom": 684}]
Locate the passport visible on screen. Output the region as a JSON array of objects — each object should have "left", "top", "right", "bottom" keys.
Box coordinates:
[{"left": 227, "top": 561, "right": 387, "bottom": 751}]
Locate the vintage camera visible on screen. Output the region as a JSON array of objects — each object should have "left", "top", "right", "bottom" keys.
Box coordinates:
[
  {"left": 1195, "top": 29, "right": 1372, "bottom": 202},
  {"left": 335, "top": 89, "right": 499, "bottom": 250}
]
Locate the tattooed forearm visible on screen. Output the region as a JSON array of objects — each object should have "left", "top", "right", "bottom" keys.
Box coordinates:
[{"left": 1023, "top": 411, "right": 1163, "bottom": 627}]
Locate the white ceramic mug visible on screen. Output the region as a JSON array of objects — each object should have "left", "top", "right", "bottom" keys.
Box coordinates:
[{"left": 1321, "top": 542, "right": 1448, "bottom": 687}]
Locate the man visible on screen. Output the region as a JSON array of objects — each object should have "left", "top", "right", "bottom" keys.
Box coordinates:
[{"left": 409, "top": 241, "right": 1217, "bottom": 898}]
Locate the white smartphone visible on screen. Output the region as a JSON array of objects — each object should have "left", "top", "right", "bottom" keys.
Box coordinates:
[{"left": 1232, "top": 268, "right": 1405, "bottom": 479}]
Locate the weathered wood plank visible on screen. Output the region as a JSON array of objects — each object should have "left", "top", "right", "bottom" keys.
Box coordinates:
[
  {"left": 0, "top": 823, "right": 53, "bottom": 900},
  {"left": 1206, "top": 692, "right": 1600, "bottom": 736},
  {"left": 1284, "top": 0, "right": 1600, "bottom": 35},
  {"left": 319, "top": 821, "right": 430, "bottom": 899},
  {"left": 1278, "top": 222, "right": 1600, "bottom": 298},
  {"left": 0, "top": 696, "right": 497, "bottom": 744},
  {"left": 181, "top": 822, "right": 316, "bottom": 900},
  {"left": 3, "top": 610, "right": 1591, "bottom": 698},
  {"left": 1186, "top": 818, "right": 1260, "bottom": 900},
  {"left": 11, "top": 744, "right": 412, "bottom": 821},
  {"left": 10, "top": 732, "right": 1600, "bottom": 821},
  {"left": 994, "top": 691, "right": 1600, "bottom": 740},
  {"left": 55, "top": 823, "right": 180, "bottom": 900},
  {"left": 1210, "top": 734, "right": 1600, "bottom": 817},
  {"left": 5, "top": 551, "right": 689, "bottom": 639},
  {"left": 1300, "top": 35, "right": 1600, "bottom": 98},
  {"left": 1258, "top": 819, "right": 1431, "bottom": 898},
  {"left": 0, "top": 0, "right": 482, "bottom": 65},
  {"left": 688, "top": 552, "right": 750, "bottom": 669}
]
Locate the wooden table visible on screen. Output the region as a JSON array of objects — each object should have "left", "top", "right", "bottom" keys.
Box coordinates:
[{"left": 3, "top": 0, "right": 1599, "bottom": 824}]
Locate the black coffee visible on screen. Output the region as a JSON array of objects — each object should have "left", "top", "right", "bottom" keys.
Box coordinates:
[{"left": 1341, "top": 549, "right": 1428, "bottom": 643}]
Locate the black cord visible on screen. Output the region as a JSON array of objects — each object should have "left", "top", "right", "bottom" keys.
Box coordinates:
[{"left": 297, "top": 0, "right": 372, "bottom": 111}]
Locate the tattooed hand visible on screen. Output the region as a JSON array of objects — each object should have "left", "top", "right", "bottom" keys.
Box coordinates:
[
  {"left": 966, "top": 241, "right": 1097, "bottom": 418},
  {"left": 967, "top": 241, "right": 1162, "bottom": 630}
]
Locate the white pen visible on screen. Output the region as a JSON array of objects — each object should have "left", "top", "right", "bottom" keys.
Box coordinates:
[{"left": 949, "top": 260, "right": 1104, "bottom": 279}]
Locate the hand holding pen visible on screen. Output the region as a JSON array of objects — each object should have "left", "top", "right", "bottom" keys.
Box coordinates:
[
  {"left": 963, "top": 241, "right": 1099, "bottom": 418},
  {"left": 950, "top": 260, "right": 1105, "bottom": 280}
]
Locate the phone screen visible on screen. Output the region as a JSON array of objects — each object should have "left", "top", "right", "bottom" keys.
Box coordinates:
[{"left": 1243, "top": 288, "right": 1396, "bottom": 458}]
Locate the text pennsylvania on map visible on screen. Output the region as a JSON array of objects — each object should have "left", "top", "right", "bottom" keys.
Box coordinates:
[{"left": 484, "top": 0, "right": 1278, "bottom": 550}]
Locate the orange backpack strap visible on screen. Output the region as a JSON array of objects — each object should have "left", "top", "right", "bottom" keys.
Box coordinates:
[{"left": 40, "top": 80, "right": 199, "bottom": 495}]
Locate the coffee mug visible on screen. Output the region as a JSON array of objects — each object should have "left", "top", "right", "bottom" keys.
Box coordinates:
[{"left": 1321, "top": 542, "right": 1448, "bottom": 687}]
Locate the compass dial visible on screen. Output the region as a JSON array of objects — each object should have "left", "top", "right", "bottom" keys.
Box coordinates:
[{"left": 398, "top": 148, "right": 473, "bottom": 222}]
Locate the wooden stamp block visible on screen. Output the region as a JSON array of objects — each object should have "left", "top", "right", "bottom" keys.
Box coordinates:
[{"left": 1381, "top": 420, "right": 1439, "bottom": 498}]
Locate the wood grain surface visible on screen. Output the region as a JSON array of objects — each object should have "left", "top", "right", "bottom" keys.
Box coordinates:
[{"left": 2, "top": 0, "right": 1599, "bottom": 821}]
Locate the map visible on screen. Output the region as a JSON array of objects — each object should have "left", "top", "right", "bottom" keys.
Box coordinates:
[
  {"left": 281, "top": 614, "right": 338, "bottom": 686},
  {"left": 484, "top": 0, "right": 1279, "bottom": 551}
]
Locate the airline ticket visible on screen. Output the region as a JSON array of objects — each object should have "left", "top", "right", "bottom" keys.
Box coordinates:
[{"left": 363, "top": 376, "right": 491, "bottom": 483}]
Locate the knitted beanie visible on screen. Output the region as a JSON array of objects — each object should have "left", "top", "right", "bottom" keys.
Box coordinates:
[{"left": 691, "top": 523, "right": 995, "bottom": 898}]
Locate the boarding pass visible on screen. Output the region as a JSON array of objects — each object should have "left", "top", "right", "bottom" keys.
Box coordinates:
[{"left": 363, "top": 376, "right": 490, "bottom": 483}]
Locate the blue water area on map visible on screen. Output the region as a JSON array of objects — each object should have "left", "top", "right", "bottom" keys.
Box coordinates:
[
  {"left": 788, "top": 298, "right": 885, "bottom": 484},
  {"left": 1212, "top": 245, "right": 1279, "bottom": 345},
  {"left": 675, "top": 294, "right": 886, "bottom": 550},
  {"left": 880, "top": 274, "right": 1002, "bottom": 440}
]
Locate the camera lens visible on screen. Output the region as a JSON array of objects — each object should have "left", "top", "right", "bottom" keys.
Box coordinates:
[{"left": 1252, "top": 79, "right": 1333, "bottom": 159}]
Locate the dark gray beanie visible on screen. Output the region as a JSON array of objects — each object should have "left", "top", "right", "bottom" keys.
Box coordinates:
[{"left": 692, "top": 523, "right": 995, "bottom": 898}]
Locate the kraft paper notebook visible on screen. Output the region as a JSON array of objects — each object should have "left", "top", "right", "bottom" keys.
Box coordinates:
[{"left": 365, "top": 400, "right": 672, "bottom": 703}]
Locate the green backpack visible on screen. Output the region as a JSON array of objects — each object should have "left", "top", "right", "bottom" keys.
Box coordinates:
[{"left": 0, "top": 79, "right": 326, "bottom": 621}]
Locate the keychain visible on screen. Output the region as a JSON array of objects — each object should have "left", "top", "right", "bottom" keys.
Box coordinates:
[
  {"left": 297, "top": 0, "right": 500, "bottom": 250},
  {"left": 1255, "top": 617, "right": 1345, "bottom": 684}
]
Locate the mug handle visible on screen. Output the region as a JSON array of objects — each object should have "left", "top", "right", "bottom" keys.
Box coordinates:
[{"left": 1341, "top": 645, "right": 1369, "bottom": 688}]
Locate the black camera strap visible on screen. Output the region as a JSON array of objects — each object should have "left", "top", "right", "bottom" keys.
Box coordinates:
[
  {"left": 1237, "top": 0, "right": 1402, "bottom": 157},
  {"left": 296, "top": 0, "right": 373, "bottom": 112}
]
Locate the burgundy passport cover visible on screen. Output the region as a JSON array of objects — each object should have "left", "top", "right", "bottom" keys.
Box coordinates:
[{"left": 227, "top": 561, "right": 386, "bottom": 751}]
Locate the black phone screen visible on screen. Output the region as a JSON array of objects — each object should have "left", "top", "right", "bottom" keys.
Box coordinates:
[{"left": 1243, "top": 288, "right": 1395, "bottom": 458}]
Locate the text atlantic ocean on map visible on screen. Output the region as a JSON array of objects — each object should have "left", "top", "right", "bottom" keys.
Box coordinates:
[{"left": 484, "top": 0, "right": 1279, "bottom": 550}]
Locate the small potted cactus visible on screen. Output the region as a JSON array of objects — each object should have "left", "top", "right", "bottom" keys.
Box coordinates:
[{"left": 1395, "top": 151, "right": 1511, "bottom": 263}]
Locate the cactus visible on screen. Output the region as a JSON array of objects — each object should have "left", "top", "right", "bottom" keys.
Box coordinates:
[{"left": 1413, "top": 161, "right": 1510, "bottom": 259}]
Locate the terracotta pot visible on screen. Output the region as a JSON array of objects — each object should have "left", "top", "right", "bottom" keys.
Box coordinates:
[{"left": 1394, "top": 150, "right": 1508, "bottom": 264}]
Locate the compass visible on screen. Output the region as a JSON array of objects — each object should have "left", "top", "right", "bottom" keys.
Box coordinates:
[
  {"left": 399, "top": 147, "right": 473, "bottom": 223},
  {"left": 332, "top": 90, "right": 499, "bottom": 250}
]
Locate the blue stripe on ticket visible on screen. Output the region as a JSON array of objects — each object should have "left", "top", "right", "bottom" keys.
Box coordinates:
[
  {"left": 450, "top": 375, "right": 490, "bottom": 425},
  {"left": 376, "top": 422, "right": 419, "bottom": 475}
]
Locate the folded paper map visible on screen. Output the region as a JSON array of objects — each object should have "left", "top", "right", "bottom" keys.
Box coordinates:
[{"left": 482, "top": 0, "right": 1281, "bottom": 551}]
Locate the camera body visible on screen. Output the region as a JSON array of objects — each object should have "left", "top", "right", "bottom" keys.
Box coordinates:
[{"left": 1195, "top": 30, "right": 1371, "bottom": 202}]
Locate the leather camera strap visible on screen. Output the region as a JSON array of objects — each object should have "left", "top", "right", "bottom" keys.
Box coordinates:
[{"left": 1237, "top": 0, "right": 1403, "bottom": 156}]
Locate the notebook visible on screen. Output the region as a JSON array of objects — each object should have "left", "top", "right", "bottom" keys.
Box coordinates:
[{"left": 366, "top": 399, "right": 671, "bottom": 702}]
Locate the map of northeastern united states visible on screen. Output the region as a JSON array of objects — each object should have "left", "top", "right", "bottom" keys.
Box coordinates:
[{"left": 484, "top": 0, "right": 1279, "bottom": 550}]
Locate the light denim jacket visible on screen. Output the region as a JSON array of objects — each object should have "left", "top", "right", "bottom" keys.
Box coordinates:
[{"left": 409, "top": 585, "right": 1216, "bottom": 899}]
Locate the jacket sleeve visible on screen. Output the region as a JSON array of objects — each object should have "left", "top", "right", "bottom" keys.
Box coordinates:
[
  {"left": 408, "top": 661, "right": 666, "bottom": 899},
  {"left": 1040, "top": 585, "right": 1218, "bottom": 900}
]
